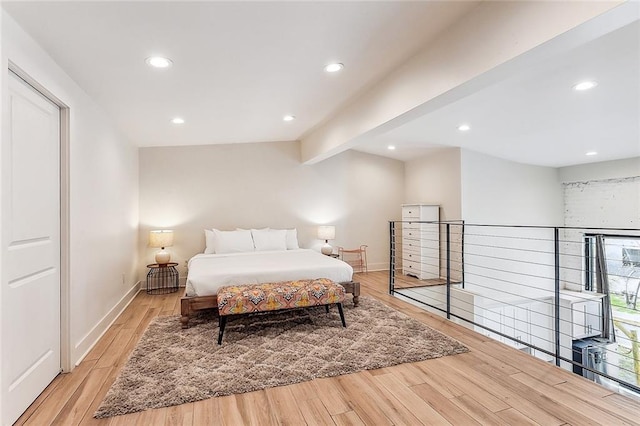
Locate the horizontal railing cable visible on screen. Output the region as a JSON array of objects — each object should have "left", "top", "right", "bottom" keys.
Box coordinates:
[
  {"left": 400, "top": 288, "right": 640, "bottom": 381},
  {"left": 390, "top": 220, "right": 640, "bottom": 393}
]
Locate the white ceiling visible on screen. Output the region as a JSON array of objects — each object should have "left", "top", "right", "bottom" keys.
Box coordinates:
[
  {"left": 2, "top": 1, "right": 479, "bottom": 147},
  {"left": 4, "top": 1, "right": 638, "bottom": 168},
  {"left": 355, "top": 17, "right": 640, "bottom": 167}
]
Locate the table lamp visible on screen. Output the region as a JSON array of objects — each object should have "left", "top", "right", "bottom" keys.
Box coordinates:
[
  {"left": 318, "top": 225, "right": 335, "bottom": 255},
  {"left": 149, "top": 230, "right": 174, "bottom": 264}
]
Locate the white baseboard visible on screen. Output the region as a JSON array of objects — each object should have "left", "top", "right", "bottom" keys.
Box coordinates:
[
  {"left": 72, "top": 280, "right": 142, "bottom": 367},
  {"left": 365, "top": 262, "right": 388, "bottom": 272}
]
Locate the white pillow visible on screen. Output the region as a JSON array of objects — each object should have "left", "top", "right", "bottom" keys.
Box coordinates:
[
  {"left": 212, "top": 229, "right": 255, "bottom": 254},
  {"left": 251, "top": 228, "right": 287, "bottom": 251},
  {"left": 204, "top": 229, "right": 216, "bottom": 254},
  {"left": 284, "top": 228, "right": 299, "bottom": 250}
]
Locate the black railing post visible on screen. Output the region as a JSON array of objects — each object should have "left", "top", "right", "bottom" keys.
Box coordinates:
[
  {"left": 554, "top": 227, "right": 561, "bottom": 367},
  {"left": 446, "top": 223, "right": 451, "bottom": 320},
  {"left": 461, "top": 221, "right": 465, "bottom": 289},
  {"left": 389, "top": 221, "right": 395, "bottom": 295}
]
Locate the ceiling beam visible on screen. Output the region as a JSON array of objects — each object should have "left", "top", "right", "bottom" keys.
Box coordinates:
[{"left": 300, "top": 0, "right": 625, "bottom": 165}]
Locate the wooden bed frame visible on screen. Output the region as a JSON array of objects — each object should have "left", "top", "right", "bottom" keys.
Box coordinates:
[{"left": 180, "top": 280, "right": 360, "bottom": 328}]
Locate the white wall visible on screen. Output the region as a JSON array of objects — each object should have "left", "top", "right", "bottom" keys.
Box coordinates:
[
  {"left": 559, "top": 156, "right": 640, "bottom": 184},
  {"left": 404, "top": 148, "right": 461, "bottom": 220},
  {"left": 0, "top": 12, "right": 140, "bottom": 371},
  {"left": 138, "top": 142, "right": 404, "bottom": 278},
  {"left": 404, "top": 148, "right": 462, "bottom": 280},
  {"left": 460, "top": 149, "right": 563, "bottom": 301},
  {"left": 461, "top": 149, "right": 563, "bottom": 226}
]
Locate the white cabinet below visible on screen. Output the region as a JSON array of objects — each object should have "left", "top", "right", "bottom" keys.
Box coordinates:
[
  {"left": 473, "top": 290, "right": 605, "bottom": 369},
  {"left": 559, "top": 290, "right": 605, "bottom": 370},
  {"left": 571, "top": 300, "right": 602, "bottom": 339},
  {"left": 559, "top": 291, "right": 604, "bottom": 340},
  {"left": 478, "top": 304, "right": 529, "bottom": 350},
  {"left": 475, "top": 298, "right": 553, "bottom": 362}
]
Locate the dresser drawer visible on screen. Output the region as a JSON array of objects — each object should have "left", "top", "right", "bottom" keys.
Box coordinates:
[
  {"left": 403, "top": 260, "right": 422, "bottom": 274},
  {"left": 402, "top": 239, "right": 422, "bottom": 251},
  {"left": 402, "top": 206, "right": 420, "bottom": 220},
  {"left": 403, "top": 228, "right": 422, "bottom": 239},
  {"left": 402, "top": 222, "right": 438, "bottom": 233},
  {"left": 402, "top": 221, "right": 420, "bottom": 228},
  {"left": 403, "top": 241, "right": 421, "bottom": 253},
  {"left": 403, "top": 251, "right": 421, "bottom": 262}
]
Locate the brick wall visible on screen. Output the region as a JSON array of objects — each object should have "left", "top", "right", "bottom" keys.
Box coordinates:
[
  {"left": 564, "top": 177, "right": 639, "bottom": 229},
  {"left": 561, "top": 176, "right": 640, "bottom": 290}
]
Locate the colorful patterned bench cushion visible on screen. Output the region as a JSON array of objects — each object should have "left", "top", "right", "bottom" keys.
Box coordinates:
[{"left": 217, "top": 278, "right": 346, "bottom": 316}]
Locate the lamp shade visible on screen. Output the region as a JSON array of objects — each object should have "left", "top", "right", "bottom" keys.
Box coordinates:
[
  {"left": 318, "top": 225, "right": 335, "bottom": 241},
  {"left": 149, "top": 230, "right": 174, "bottom": 248}
]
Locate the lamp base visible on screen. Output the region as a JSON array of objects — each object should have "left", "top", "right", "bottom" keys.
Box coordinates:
[
  {"left": 155, "top": 249, "right": 171, "bottom": 265},
  {"left": 321, "top": 243, "right": 333, "bottom": 256}
]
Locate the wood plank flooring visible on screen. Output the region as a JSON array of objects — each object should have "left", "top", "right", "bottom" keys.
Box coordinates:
[
  {"left": 392, "top": 274, "right": 462, "bottom": 289},
  {"left": 16, "top": 271, "right": 640, "bottom": 425}
]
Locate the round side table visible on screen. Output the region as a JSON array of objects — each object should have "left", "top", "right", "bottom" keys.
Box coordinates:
[{"left": 146, "top": 262, "right": 179, "bottom": 294}]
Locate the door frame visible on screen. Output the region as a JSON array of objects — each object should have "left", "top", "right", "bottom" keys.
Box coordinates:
[{"left": 8, "top": 62, "right": 72, "bottom": 373}]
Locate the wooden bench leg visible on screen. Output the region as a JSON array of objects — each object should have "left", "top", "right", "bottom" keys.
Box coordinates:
[
  {"left": 218, "top": 316, "right": 227, "bottom": 345},
  {"left": 337, "top": 303, "right": 346, "bottom": 327},
  {"left": 325, "top": 305, "right": 330, "bottom": 314}
]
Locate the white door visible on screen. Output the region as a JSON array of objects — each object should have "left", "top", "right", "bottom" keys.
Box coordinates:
[{"left": 1, "top": 71, "right": 61, "bottom": 425}]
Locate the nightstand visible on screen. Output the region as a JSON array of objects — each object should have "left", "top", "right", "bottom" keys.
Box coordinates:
[{"left": 146, "top": 262, "right": 179, "bottom": 294}]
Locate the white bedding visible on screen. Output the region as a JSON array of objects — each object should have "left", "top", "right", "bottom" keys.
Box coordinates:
[{"left": 185, "top": 249, "right": 354, "bottom": 297}]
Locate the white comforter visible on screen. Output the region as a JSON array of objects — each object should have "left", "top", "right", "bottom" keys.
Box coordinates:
[{"left": 185, "top": 249, "right": 354, "bottom": 297}]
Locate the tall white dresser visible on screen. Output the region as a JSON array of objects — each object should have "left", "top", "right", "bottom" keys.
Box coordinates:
[{"left": 401, "top": 204, "right": 440, "bottom": 279}]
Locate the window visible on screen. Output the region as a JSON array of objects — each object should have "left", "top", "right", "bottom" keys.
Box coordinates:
[
  {"left": 584, "top": 234, "right": 640, "bottom": 388},
  {"left": 584, "top": 235, "right": 596, "bottom": 292},
  {"left": 622, "top": 247, "right": 640, "bottom": 267}
]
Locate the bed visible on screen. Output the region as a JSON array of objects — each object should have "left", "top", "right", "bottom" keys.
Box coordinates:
[{"left": 180, "top": 248, "right": 359, "bottom": 328}]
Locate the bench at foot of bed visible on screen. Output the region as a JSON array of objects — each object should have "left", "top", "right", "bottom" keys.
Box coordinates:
[
  {"left": 216, "top": 278, "right": 347, "bottom": 344},
  {"left": 180, "top": 281, "right": 360, "bottom": 329}
]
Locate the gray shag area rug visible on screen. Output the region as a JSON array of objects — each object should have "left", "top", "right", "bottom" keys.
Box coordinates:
[{"left": 95, "top": 296, "right": 468, "bottom": 418}]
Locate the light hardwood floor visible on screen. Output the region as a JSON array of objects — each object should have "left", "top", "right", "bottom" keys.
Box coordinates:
[{"left": 16, "top": 271, "right": 640, "bottom": 425}]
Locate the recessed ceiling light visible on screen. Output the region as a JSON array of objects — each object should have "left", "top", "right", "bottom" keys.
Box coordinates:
[
  {"left": 324, "top": 63, "right": 344, "bottom": 73},
  {"left": 387, "top": 145, "right": 396, "bottom": 150},
  {"left": 171, "top": 117, "right": 185, "bottom": 124},
  {"left": 283, "top": 115, "right": 296, "bottom": 122},
  {"left": 573, "top": 81, "right": 598, "bottom": 91},
  {"left": 586, "top": 151, "right": 598, "bottom": 156},
  {"left": 458, "top": 124, "right": 471, "bottom": 132},
  {"left": 145, "top": 56, "right": 173, "bottom": 68}
]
